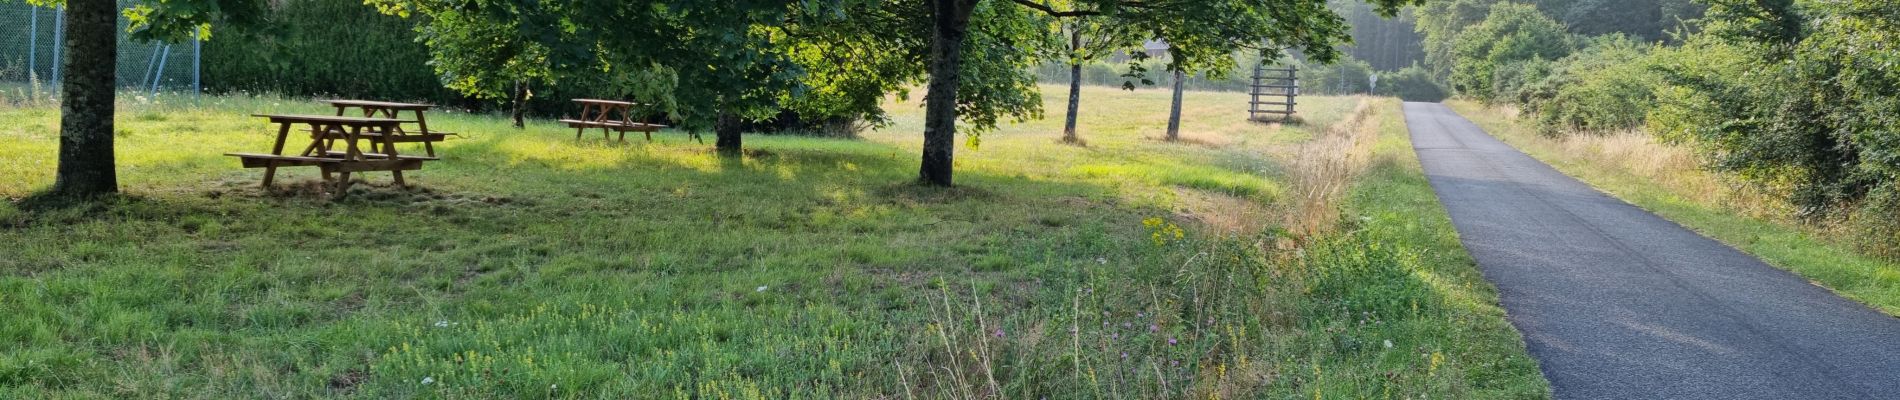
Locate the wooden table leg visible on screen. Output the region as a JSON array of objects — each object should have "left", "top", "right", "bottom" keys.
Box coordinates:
[
  {"left": 382, "top": 124, "right": 406, "bottom": 187},
  {"left": 414, "top": 109, "right": 436, "bottom": 157},
  {"left": 263, "top": 122, "right": 292, "bottom": 188}
]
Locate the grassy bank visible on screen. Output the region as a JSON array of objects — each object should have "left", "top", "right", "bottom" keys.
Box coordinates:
[
  {"left": 1447, "top": 101, "right": 1900, "bottom": 315},
  {"left": 0, "top": 88, "right": 1542, "bottom": 398}
]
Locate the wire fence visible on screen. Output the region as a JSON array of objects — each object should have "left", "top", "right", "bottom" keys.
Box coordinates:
[{"left": 0, "top": 1, "right": 201, "bottom": 98}]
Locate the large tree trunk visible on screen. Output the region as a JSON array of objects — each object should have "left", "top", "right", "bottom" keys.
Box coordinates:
[
  {"left": 53, "top": 0, "right": 118, "bottom": 197},
  {"left": 1165, "top": 69, "right": 1184, "bottom": 141},
  {"left": 510, "top": 80, "right": 527, "bottom": 129},
  {"left": 919, "top": 0, "right": 976, "bottom": 186},
  {"left": 715, "top": 112, "right": 743, "bottom": 156},
  {"left": 1061, "top": 30, "right": 1082, "bottom": 144}
]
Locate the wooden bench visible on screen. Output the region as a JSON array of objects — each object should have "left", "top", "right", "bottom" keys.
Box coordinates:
[
  {"left": 558, "top": 119, "right": 679, "bottom": 142},
  {"left": 567, "top": 99, "right": 699, "bottom": 143},
  {"left": 232, "top": 114, "right": 431, "bottom": 197},
  {"left": 225, "top": 153, "right": 424, "bottom": 178},
  {"left": 321, "top": 99, "right": 452, "bottom": 157}
]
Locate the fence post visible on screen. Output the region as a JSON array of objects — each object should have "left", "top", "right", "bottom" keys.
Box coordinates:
[
  {"left": 140, "top": 45, "right": 158, "bottom": 89},
  {"left": 151, "top": 45, "right": 170, "bottom": 95},
  {"left": 29, "top": 7, "right": 36, "bottom": 79},
  {"left": 51, "top": 6, "right": 62, "bottom": 85},
  {"left": 193, "top": 31, "right": 201, "bottom": 97}
]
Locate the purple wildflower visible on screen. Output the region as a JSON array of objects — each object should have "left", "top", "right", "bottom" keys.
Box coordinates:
[
  {"left": 994, "top": 329, "right": 1005, "bottom": 338},
  {"left": 1149, "top": 324, "right": 1159, "bottom": 332},
  {"left": 1168, "top": 337, "right": 1178, "bottom": 345}
]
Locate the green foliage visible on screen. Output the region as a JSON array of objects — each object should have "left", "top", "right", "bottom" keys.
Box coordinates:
[
  {"left": 1374, "top": 65, "right": 1448, "bottom": 102},
  {"left": 1649, "top": 1, "right": 1900, "bottom": 222},
  {"left": 1411, "top": 0, "right": 1495, "bottom": 79},
  {"left": 1448, "top": 3, "right": 1572, "bottom": 101},
  {"left": 1519, "top": 35, "right": 1660, "bottom": 135},
  {"left": 1527, "top": 0, "right": 1705, "bottom": 41},
  {"left": 1303, "top": 56, "right": 1375, "bottom": 95},
  {"left": 1031, "top": 55, "right": 1273, "bottom": 93},
  {"left": 200, "top": 0, "right": 458, "bottom": 104}
]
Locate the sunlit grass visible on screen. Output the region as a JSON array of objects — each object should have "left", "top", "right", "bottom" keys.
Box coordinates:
[{"left": 0, "top": 88, "right": 1543, "bottom": 398}]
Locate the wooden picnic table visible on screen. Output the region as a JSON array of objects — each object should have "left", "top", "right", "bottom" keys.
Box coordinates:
[
  {"left": 559, "top": 98, "right": 693, "bottom": 143},
  {"left": 320, "top": 99, "right": 451, "bottom": 156},
  {"left": 225, "top": 114, "right": 438, "bottom": 197}
]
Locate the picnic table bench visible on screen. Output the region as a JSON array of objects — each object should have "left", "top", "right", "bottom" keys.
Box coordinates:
[
  {"left": 321, "top": 99, "right": 452, "bottom": 157},
  {"left": 559, "top": 98, "right": 696, "bottom": 143},
  {"left": 226, "top": 114, "right": 438, "bottom": 197}
]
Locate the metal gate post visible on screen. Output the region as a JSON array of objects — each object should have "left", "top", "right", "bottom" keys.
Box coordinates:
[{"left": 51, "top": 6, "right": 62, "bottom": 85}]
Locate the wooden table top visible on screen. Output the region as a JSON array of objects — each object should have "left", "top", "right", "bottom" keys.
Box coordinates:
[
  {"left": 252, "top": 114, "right": 406, "bottom": 126},
  {"left": 320, "top": 99, "right": 435, "bottom": 110},
  {"left": 572, "top": 98, "right": 642, "bottom": 106}
]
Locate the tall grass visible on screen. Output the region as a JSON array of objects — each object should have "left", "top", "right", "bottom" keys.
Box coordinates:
[{"left": 1282, "top": 97, "right": 1377, "bottom": 239}]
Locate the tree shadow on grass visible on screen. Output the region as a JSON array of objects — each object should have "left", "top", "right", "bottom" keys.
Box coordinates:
[{"left": 4, "top": 191, "right": 222, "bottom": 233}]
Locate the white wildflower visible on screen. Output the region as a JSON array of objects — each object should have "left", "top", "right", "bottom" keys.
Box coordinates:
[
  {"left": 756, "top": 286, "right": 768, "bottom": 292},
  {"left": 421, "top": 377, "right": 435, "bottom": 385},
  {"left": 1383, "top": 340, "right": 1394, "bottom": 349}
]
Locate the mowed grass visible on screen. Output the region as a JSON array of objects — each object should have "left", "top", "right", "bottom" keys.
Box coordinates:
[
  {"left": 0, "top": 86, "right": 1544, "bottom": 398},
  {"left": 1447, "top": 101, "right": 1900, "bottom": 315}
]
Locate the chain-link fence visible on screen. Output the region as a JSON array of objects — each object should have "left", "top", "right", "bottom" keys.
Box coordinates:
[{"left": 0, "top": 1, "right": 200, "bottom": 98}]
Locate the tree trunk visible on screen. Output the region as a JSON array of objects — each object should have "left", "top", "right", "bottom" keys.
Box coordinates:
[
  {"left": 1166, "top": 69, "right": 1184, "bottom": 141},
  {"left": 1061, "top": 30, "right": 1082, "bottom": 144},
  {"left": 53, "top": 0, "right": 118, "bottom": 197},
  {"left": 715, "top": 112, "right": 743, "bottom": 156},
  {"left": 510, "top": 80, "right": 527, "bottom": 129},
  {"left": 920, "top": 0, "right": 976, "bottom": 186}
]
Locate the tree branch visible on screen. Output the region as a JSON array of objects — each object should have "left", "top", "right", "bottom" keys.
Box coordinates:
[{"left": 1010, "top": 0, "right": 1101, "bottom": 18}]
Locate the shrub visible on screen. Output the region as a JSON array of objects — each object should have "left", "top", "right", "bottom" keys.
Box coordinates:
[
  {"left": 1302, "top": 56, "right": 1375, "bottom": 95},
  {"left": 1375, "top": 66, "right": 1449, "bottom": 102},
  {"left": 1447, "top": 3, "right": 1573, "bottom": 101},
  {"left": 1523, "top": 35, "right": 1661, "bottom": 135},
  {"left": 1649, "top": 0, "right": 1900, "bottom": 239},
  {"left": 202, "top": 0, "right": 462, "bottom": 104}
]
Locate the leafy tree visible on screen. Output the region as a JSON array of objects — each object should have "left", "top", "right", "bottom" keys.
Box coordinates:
[
  {"left": 374, "top": 0, "right": 830, "bottom": 156},
  {"left": 1411, "top": 0, "right": 1495, "bottom": 78},
  {"left": 24, "top": 0, "right": 260, "bottom": 198},
  {"left": 1447, "top": 2, "right": 1571, "bottom": 101},
  {"left": 1047, "top": 5, "right": 1144, "bottom": 145},
  {"left": 1519, "top": 34, "right": 1659, "bottom": 135},
  {"left": 1528, "top": 0, "right": 1705, "bottom": 42},
  {"left": 1651, "top": 0, "right": 1900, "bottom": 220},
  {"left": 917, "top": 0, "right": 1421, "bottom": 184},
  {"left": 1374, "top": 65, "right": 1448, "bottom": 101}
]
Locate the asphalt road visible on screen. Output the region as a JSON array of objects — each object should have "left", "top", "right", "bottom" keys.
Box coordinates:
[{"left": 1402, "top": 102, "right": 1900, "bottom": 399}]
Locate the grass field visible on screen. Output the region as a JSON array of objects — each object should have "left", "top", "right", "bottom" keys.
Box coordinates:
[
  {"left": 0, "top": 87, "right": 1545, "bottom": 398},
  {"left": 1448, "top": 101, "right": 1900, "bottom": 316}
]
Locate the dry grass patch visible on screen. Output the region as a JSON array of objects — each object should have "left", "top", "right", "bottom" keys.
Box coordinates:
[{"left": 1280, "top": 96, "right": 1378, "bottom": 239}]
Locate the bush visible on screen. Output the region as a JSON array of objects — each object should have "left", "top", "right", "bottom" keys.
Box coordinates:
[
  {"left": 1649, "top": 0, "right": 1900, "bottom": 240},
  {"left": 1302, "top": 56, "right": 1375, "bottom": 95},
  {"left": 1375, "top": 66, "right": 1449, "bottom": 102},
  {"left": 1448, "top": 3, "right": 1573, "bottom": 101},
  {"left": 202, "top": 0, "right": 463, "bottom": 104},
  {"left": 1522, "top": 35, "right": 1661, "bottom": 135}
]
